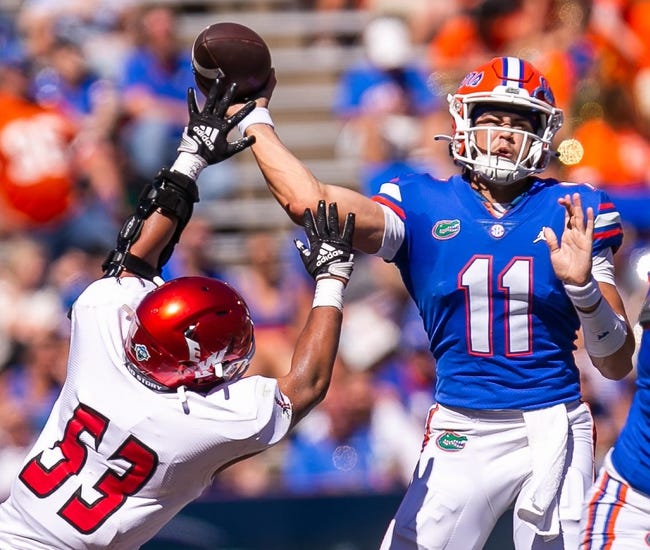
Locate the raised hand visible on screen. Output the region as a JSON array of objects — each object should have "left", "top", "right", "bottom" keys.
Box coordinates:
[
  {"left": 543, "top": 192, "right": 594, "bottom": 286},
  {"left": 178, "top": 79, "right": 257, "bottom": 164},
  {"left": 295, "top": 200, "right": 355, "bottom": 282}
]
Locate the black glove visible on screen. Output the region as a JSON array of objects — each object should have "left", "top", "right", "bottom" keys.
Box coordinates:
[
  {"left": 178, "top": 79, "right": 256, "bottom": 164},
  {"left": 295, "top": 200, "right": 355, "bottom": 281}
]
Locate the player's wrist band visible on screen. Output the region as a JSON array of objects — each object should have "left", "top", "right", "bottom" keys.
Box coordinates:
[
  {"left": 312, "top": 278, "right": 345, "bottom": 312},
  {"left": 565, "top": 277, "right": 627, "bottom": 357},
  {"left": 171, "top": 152, "right": 207, "bottom": 180},
  {"left": 238, "top": 107, "right": 274, "bottom": 136},
  {"left": 563, "top": 277, "right": 602, "bottom": 311}
]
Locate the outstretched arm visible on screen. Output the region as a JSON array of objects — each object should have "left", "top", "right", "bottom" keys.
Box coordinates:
[
  {"left": 277, "top": 200, "right": 355, "bottom": 428},
  {"left": 233, "top": 72, "right": 385, "bottom": 254},
  {"left": 104, "top": 80, "right": 255, "bottom": 280},
  {"left": 544, "top": 193, "right": 634, "bottom": 379}
]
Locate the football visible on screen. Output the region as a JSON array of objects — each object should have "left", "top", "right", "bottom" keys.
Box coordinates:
[{"left": 191, "top": 22, "right": 272, "bottom": 101}]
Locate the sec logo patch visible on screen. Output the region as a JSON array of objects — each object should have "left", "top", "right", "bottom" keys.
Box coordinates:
[{"left": 490, "top": 224, "right": 505, "bottom": 239}]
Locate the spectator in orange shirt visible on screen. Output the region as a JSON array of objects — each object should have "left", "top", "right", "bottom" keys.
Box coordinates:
[
  {"left": 0, "top": 54, "right": 76, "bottom": 231},
  {"left": 0, "top": 46, "right": 119, "bottom": 257},
  {"left": 568, "top": 84, "right": 650, "bottom": 189}
]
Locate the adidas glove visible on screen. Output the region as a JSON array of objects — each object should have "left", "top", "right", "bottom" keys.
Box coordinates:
[
  {"left": 177, "top": 80, "right": 257, "bottom": 169},
  {"left": 295, "top": 200, "right": 355, "bottom": 282}
]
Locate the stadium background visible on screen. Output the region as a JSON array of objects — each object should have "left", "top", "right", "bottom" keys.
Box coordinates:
[{"left": 0, "top": 1, "right": 649, "bottom": 549}]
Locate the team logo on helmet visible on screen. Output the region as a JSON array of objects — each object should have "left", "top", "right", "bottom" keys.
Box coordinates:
[
  {"left": 460, "top": 71, "right": 484, "bottom": 88},
  {"left": 532, "top": 76, "right": 555, "bottom": 106},
  {"left": 436, "top": 431, "right": 468, "bottom": 452},
  {"left": 432, "top": 219, "right": 461, "bottom": 240},
  {"left": 134, "top": 343, "right": 150, "bottom": 362}
]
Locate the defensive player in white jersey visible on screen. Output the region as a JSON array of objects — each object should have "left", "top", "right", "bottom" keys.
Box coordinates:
[
  {"left": 580, "top": 272, "right": 650, "bottom": 549},
  {"left": 0, "top": 81, "right": 356, "bottom": 549},
  {"left": 229, "top": 56, "right": 636, "bottom": 549}
]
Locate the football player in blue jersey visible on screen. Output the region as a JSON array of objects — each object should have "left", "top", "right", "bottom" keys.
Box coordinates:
[
  {"left": 232, "top": 56, "right": 635, "bottom": 549},
  {"left": 580, "top": 271, "right": 650, "bottom": 549}
]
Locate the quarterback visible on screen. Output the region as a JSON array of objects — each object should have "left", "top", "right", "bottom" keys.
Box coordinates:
[{"left": 233, "top": 56, "right": 635, "bottom": 549}]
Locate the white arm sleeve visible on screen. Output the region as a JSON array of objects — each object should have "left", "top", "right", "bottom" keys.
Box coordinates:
[
  {"left": 592, "top": 248, "right": 615, "bottom": 285},
  {"left": 376, "top": 204, "right": 406, "bottom": 261}
]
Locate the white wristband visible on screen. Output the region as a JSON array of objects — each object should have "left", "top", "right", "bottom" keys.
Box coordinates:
[
  {"left": 237, "top": 107, "right": 274, "bottom": 136},
  {"left": 171, "top": 152, "right": 206, "bottom": 180},
  {"left": 312, "top": 278, "right": 345, "bottom": 312},
  {"left": 564, "top": 277, "right": 602, "bottom": 311}
]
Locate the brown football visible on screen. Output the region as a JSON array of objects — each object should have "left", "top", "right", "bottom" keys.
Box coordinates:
[{"left": 191, "top": 22, "right": 271, "bottom": 101}]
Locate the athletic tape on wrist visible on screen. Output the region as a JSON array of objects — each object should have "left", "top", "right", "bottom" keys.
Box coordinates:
[
  {"left": 312, "top": 278, "right": 345, "bottom": 311},
  {"left": 564, "top": 277, "right": 602, "bottom": 311},
  {"left": 238, "top": 107, "right": 274, "bottom": 136},
  {"left": 316, "top": 259, "right": 354, "bottom": 283},
  {"left": 171, "top": 152, "right": 207, "bottom": 180}
]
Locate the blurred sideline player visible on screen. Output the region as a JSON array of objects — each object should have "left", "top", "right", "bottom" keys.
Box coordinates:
[
  {"left": 580, "top": 272, "right": 650, "bottom": 549},
  {"left": 0, "top": 80, "right": 356, "bottom": 549},
  {"left": 231, "top": 56, "right": 635, "bottom": 549}
]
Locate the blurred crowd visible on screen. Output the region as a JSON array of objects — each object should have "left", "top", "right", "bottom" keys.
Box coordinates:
[{"left": 0, "top": 0, "right": 648, "bottom": 503}]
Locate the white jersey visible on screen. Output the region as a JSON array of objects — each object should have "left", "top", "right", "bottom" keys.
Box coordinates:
[{"left": 0, "top": 277, "right": 292, "bottom": 550}]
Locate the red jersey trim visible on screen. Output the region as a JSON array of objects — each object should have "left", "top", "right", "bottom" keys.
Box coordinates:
[{"left": 372, "top": 195, "right": 406, "bottom": 220}]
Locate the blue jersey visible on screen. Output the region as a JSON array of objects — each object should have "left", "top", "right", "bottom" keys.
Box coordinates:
[
  {"left": 611, "top": 278, "right": 650, "bottom": 495},
  {"left": 374, "top": 173, "right": 623, "bottom": 410}
]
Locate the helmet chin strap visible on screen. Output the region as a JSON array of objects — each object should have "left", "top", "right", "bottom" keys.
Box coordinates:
[
  {"left": 472, "top": 154, "right": 524, "bottom": 186},
  {"left": 177, "top": 385, "right": 190, "bottom": 415}
]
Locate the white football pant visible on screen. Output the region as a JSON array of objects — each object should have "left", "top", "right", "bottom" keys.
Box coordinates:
[{"left": 380, "top": 401, "right": 594, "bottom": 550}]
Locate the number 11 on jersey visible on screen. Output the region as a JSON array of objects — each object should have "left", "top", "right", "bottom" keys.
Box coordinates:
[{"left": 460, "top": 255, "right": 533, "bottom": 356}]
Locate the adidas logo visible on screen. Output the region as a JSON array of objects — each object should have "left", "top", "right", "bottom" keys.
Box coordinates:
[
  {"left": 194, "top": 126, "right": 219, "bottom": 151},
  {"left": 316, "top": 243, "right": 343, "bottom": 267}
]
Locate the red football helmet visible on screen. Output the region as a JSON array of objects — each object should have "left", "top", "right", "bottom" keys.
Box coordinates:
[
  {"left": 443, "top": 56, "right": 564, "bottom": 185},
  {"left": 125, "top": 277, "right": 255, "bottom": 392}
]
